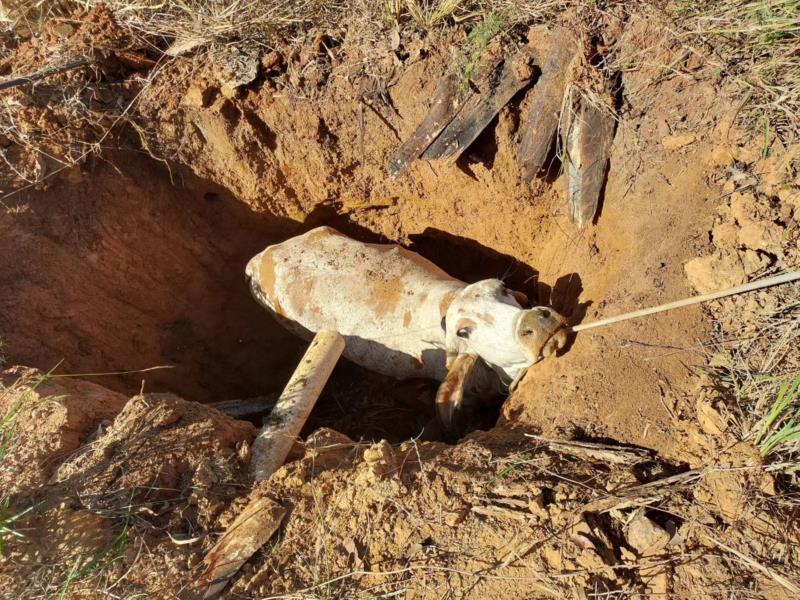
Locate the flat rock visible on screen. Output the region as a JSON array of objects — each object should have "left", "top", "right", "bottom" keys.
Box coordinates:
[
  {"left": 684, "top": 252, "right": 747, "bottom": 294},
  {"left": 625, "top": 510, "right": 671, "bottom": 555},
  {"left": 662, "top": 133, "right": 696, "bottom": 150}
]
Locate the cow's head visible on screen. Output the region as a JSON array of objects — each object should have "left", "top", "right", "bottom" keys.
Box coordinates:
[{"left": 436, "top": 279, "right": 568, "bottom": 430}]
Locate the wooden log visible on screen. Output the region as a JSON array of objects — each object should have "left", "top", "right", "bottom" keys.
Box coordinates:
[
  {"left": 198, "top": 496, "right": 287, "bottom": 599},
  {"left": 517, "top": 28, "right": 579, "bottom": 181},
  {"left": 210, "top": 394, "right": 278, "bottom": 419},
  {"left": 250, "top": 330, "right": 345, "bottom": 481},
  {"left": 421, "top": 50, "right": 535, "bottom": 162},
  {"left": 563, "top": 93, "right": 615, "bottom": 230},
  {"left": 387, "top": 73, "right": 461, "bottom": 178}
]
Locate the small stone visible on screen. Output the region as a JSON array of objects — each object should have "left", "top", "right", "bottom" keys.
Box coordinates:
[
  {"left": 220, "top": 83, "right": 238, "bottom": 99},
  {"left": 261, "top": 50, "right": 283, "bottom": 72},
  {"left": 684, "top": 253, "right": 746, "bottom": 294},
  {"left": 696, "top": 399, "right": 727, "bottom": 436},
  {"left": 361, "top": 440, "right": 396, "bottom": 481},
  {"left": 722, "top": 180, "right": 736, "bottom": 193},
  {"left": 183, "top": 85, "right": 217, "bottom": 109},
  {"left": 52, "top": 23, "right": 75, "bottom": 38},
  {"left": 737, "top": 220, "right": 783, "bottom": 254},
  {"left": 711, "top": 222, "right": 738, "bottom": 250},
  {"left": 444, "top": 510, "right": 466, "bottom": 526},
  {"left": 662, "top": 133, "right": 696, "bottom": 150},
  {"left": 740, "top": 249, "right": 769, "bottom": 276},
  {"left": 625, "top": 510, "right": 671, "bottom": 555},
  {"left": 729, "top": 192, "right": 758, "bottom": 223}
]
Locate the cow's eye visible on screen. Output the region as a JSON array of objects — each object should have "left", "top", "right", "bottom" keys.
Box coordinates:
[{"left": 456, "top": 327, "right": 472, "bottom": 339}]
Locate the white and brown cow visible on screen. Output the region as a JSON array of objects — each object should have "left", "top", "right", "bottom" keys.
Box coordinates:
[{"left": 245, "top": 226, "right": 567, "bottom": 430}]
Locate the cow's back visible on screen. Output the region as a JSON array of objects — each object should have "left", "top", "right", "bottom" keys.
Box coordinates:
[{"left": 246, "top": 226, "right": 464, "bottom": 380}]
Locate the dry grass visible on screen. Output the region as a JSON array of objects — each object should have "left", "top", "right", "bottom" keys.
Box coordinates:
[
  {"left": 676, "top": 0, "right": 800, "bottom": 137},
  {"left": 705, "top": 282, "right": 800, "bottom": 475}
]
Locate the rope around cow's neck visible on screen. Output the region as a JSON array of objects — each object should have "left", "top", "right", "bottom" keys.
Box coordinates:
[{"left": 569, "top": 271, "right": 800, "bottom": 333}]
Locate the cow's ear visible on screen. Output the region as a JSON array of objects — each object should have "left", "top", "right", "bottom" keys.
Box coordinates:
[
  {"left": 508, "top": 289, "right": 529, "bottom": 307},
  {"left": 436, "top": 353, "right": 478, "bottom": 433}
]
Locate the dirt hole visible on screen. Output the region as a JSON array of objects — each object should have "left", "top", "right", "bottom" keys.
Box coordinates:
[{"left": 0, "top": 152, "right": 540, "bottom": 443}]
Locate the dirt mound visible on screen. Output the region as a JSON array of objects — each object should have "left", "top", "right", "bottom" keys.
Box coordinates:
[
  {"left": 0, "top": 366, "right": 127, "bottom": 495},
  {"left": 2, "top": 378, "right": 796, "bottom": 598},
  {"left": 1, "top": 383, "right": 256, "bottom": 597},
  {"left": 55, "top": 393, "right": 255, "bottom": 513}
]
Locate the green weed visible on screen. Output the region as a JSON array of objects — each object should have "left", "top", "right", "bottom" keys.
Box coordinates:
[
  {"left": 58, "top": 525, "right": 130, "bottom": 599},
  {"left": 0, "top": 363, "right": 61, "bottom": 460},
  {"left": 0, "top": 496, "right": 37, "bottom": 555},
  {"left": 487, "top": 451, "right": 532, "bottom": 484},
  {"left": 460, "top": 11, "right": 504, "bottom": 94},
  {"left": 756, "top": 375, "right": 800, "bottom": 460}
]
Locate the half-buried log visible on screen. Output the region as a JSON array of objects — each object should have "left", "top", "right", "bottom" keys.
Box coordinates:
[
  {"left": 563, "top": 93, "right": 615, "bottom": 230},
  {"left": 198, "top": 496, "right": 287, "bottom": 599},
  {"left": 210, "top": 394, "right": 279, "bottom": 419},
  {"left": 387, "top": 73, "right": 461, "bottom": 178},
  {"left": 421, "top": 49, "right": 535, "bottom": 162},
  {"left": 517, "top": 28, "right": 579, "bottom": 181}
]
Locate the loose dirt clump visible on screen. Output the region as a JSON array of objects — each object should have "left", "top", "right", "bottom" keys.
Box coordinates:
[
  {"left": 0, "top": 366, "right": 127, "bottom": 495},
  {"left": 1, "top": 383, "right": 256, "bottom": 597}
]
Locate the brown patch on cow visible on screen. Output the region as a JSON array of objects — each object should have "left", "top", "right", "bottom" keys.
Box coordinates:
[
  {"left": 439, "top": 291, "right": 456, "bottom": 318},
  {"left": 367, "top": 278, "right": 405, "bottom": 318},
  {"left": 480, "top": 313, "right": 495, "bottom": 325},
  {"left": 456, "top": 318, "right": 478, "bottom": 331},
  {"left": 258, "top": 250, "right": 283, "bottom": 316},
  {"left": 403, "top": 311, "right": 412, "bottom": 327}
]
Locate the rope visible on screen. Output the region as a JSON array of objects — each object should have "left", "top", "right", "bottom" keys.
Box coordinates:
[{"left": 571, "top": 271, "right": 800, "bottom": 333}]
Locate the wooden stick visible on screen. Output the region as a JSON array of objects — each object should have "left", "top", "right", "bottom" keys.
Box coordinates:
[
  {"left": 0, "top": 57, "right": 89, "bottom": 91},
  {"left": 572, "top": 271, "right": 800, "bottom": 333},
  {"left": 198, "top": 496, "right": 287, "bottom": 599},
  {"left": 210, "top": 394, "right": 278, "bottom": 419},
  {"left": 250, "top": 330, "right": 345, "bottom": 481}
]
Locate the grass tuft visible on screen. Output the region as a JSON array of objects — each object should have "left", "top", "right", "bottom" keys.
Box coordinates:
[
  {"left": 705, "top": 283, "right": 800, "bottom": 477},
  {"left": 459, "top": 11, "right": 504, "bottom": 94},
  {"left": 756, "top": 375, "right": 800, "bottom": 460},
  {"left": 677, "top": 0, "right": 800, "bottom": 137},
  {"left": 58, "top": 525, "right": 130, "bottom": 599}
]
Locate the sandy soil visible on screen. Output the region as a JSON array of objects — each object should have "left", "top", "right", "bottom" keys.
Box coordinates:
[{"left": 1, "top": 5, "right": 799, "bottom": 599}]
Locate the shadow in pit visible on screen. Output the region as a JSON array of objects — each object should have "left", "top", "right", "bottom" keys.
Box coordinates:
[
  {"left": 408, "top": 228, "right": 591, "bottom": 330},
  {"left": 0, "top": 152, "right": 310, "bottom": 403}
]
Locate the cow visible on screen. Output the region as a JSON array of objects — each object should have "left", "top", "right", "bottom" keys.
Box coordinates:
[{"left": 245, "top": 226, "right": 568, "bottom": 431}]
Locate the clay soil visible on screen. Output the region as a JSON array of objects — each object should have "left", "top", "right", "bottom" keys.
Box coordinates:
[{"left": 1, "top": 5, "right": 799, "bottom": 599}]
